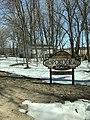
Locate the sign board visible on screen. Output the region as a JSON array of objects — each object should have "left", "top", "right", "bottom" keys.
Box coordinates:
[
  {"left": 43, "top": 51, "right": 81, "bottom": 84},
  {"left": 51, "top": 70, "right": 72, "bottom": 75},
  {"left": 43, "top": 51, "right": 81, "bottom": 70}
]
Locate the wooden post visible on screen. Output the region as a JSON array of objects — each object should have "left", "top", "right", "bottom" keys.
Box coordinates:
[
  {"left": 50, "top": 68, "right": 52, "bottom": 84},
  {"left": 72, "top": 68, "right": 74, "bottom": 85}
]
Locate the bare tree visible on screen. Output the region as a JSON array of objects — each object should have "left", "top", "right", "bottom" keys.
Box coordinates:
[
  {"left": 1, "top": 0, "right": 89, "bottom": 62},
  {"left": 0, "top": 28, "right": 9, "bottom": 55},
  {"left": 77, "top": 0, "right": 90, "bottom": 61}
]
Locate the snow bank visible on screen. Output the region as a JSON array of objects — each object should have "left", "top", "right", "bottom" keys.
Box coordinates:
[{"left": 19, "top": 99, "right": 90, "bottom": 120}]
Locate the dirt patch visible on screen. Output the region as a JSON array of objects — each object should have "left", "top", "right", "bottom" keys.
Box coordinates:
[{"left": 0, "top": 71, "right": 90, "bottom": 120}]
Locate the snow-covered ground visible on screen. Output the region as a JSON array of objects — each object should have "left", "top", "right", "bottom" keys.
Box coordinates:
[
  {"left": 0, "top": 57, "right": 90, "bottom": 85},
  {"left": 19, "top": 99, "right": 90, "bottom": 120},
  {"left": 0, "top": 57, "right": 90, "bottom": 120}
]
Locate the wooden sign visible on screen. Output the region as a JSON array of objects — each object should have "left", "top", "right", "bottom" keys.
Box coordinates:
[
  {"left": 43, "top": 51, "right": 81, "bottom": 85},
  {"left": 43, "top": 51, "right": 81, "bottom": 70},
  {"left": 51, "top": 70, "right": 72, "bottom": 75}
]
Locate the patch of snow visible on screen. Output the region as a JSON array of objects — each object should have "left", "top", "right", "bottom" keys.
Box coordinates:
[
  {"left": 19, "top": 99, "right": 90, "bottom": 120},
  {"left": 0, "top": 57, "right": 90, "bottom": 85}
]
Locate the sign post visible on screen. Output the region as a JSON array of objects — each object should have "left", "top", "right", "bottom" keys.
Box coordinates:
[
  {"left": 43, "top": 51, "right": 81, "bottom": 85},
  {"left": 72, "top": 69, "right": 74, "bottom": 85},
  {"left": 50, "top": 68, "right": 52, "bottom": 84}
]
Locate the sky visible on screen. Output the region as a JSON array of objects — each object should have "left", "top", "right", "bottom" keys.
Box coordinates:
[
  {"left": 0, "top": 56, "right": 90, "bottom": 120},
  {"left": 0, "top": 0, "right": 89, "bottom": 49}
]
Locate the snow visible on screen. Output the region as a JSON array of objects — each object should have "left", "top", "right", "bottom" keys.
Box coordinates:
[
  {"left": 0, "top": 57, "right": 90, "bottom": 120},
  {"left": 0, "top": 57, "right": 90, "bottom": 85},
  {"left": 19, "top": 99, "right": 90, "bottom": 120}
]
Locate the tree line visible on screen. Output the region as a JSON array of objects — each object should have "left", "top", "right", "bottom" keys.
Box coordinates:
[{"left": 0, "top": 0, "right": 90, "bottom": 67}]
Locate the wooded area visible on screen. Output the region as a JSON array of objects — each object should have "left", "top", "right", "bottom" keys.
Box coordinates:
[{"left": 0, "top": 0, "right": 90, "bottom": 67}]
